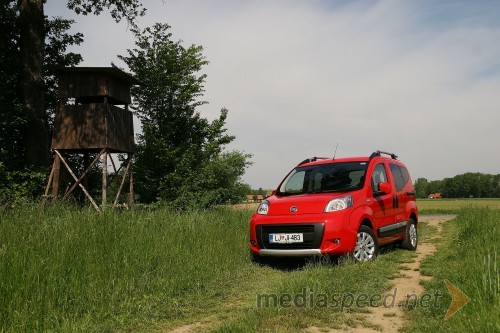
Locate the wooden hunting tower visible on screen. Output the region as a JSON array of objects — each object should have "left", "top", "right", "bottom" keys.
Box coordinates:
[{"left": 44, "top": 67, "right": 138, "bottom": 211}]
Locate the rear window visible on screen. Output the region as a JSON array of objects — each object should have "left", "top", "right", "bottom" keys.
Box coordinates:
[
  {"left": 389, "top": 163, "right": 410, "bottom": 192},
  {"left": 277, "top": 162, "right": 367, "bottom": 196}
]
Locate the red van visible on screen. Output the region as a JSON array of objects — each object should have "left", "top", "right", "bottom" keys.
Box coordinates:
[{"left": 249, "top": 151, "right": 418, "bottom": 262}]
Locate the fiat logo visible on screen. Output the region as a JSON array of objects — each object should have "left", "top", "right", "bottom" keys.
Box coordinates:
[{"left": 290, "top": 206, "right": 298, "bottom": 213}]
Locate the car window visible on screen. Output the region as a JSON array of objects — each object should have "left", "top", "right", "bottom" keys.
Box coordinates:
[
  {"left": 284, "top": 170, "right": 305, "bottom": 193},
  {"left": 277, "top": 162, "right": 367, "bottom": 195},
  {"left": 371, "top": 163, "right": 388, "bottom": 194},
  {"left": 400, "top": 165, "right": 410, "bottom": 185},
  {"left": 389, "top": 163, "right": 409, "bottom": 192}
]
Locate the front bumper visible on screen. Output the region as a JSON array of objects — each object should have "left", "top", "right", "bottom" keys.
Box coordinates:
[
  {"left": 258, "top": 249, "right": 322, "bottom": 257},
  {"left": 250, "top": 211, "right": 358, "bottom": 257}
]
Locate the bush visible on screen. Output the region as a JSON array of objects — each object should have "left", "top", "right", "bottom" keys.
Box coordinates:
[{"left": 0, "top": 162, "right": 46, "bottom": 207}]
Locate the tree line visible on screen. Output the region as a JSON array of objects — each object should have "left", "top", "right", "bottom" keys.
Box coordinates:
[
  {"left": 414, "top": 172, "right": 500, "bottom": 199},
  {"left": 0, "top": 1, "right": 251, "bottom": 209}
]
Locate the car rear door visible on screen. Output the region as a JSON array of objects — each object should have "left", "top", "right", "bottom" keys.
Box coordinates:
[{"left": 389, "top": 163, "right": 412, "bottom": 224}]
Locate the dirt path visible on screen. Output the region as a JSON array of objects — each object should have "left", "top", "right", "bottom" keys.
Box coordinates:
[{"left": 307, "top": 214, "right": 456, "bottom": 333}]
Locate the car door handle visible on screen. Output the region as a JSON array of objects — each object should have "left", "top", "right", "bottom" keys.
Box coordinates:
[{"left": 407, "top": 191, "right": 415, "bottom": 196}]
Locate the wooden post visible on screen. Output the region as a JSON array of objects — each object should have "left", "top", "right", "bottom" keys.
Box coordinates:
[
  {"left": 41, "top": 159, "right": 56, "bottom": 208},
  {"left": 51, "top": 153, "right": 61, "bottom": 203},
  {"left": 113, "top": 157, "right": 131, "bottom": 208},
  {"left": 82, "top": 152, "right": 90, "bottom": 190},
  {"left": 102, "top": 149, "right": 107, "bottom": 208},
  {"left": 129, "top": 153, "right": 134, "bottom": 210},
  {"left": 54, "top": 150, "right": 100, "bottom": 211},
  {"left": 62, "top": 148, "right": 105, "bottom": 200}
]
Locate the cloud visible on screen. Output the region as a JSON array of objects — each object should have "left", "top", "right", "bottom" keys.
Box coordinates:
[{"left": 46, "top": 0, "right": 500, "bottom": 187}]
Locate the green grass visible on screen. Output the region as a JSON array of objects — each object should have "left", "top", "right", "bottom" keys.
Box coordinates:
[
  {"left": 417, "top": 198, "right": 500, "bottom": 214},
  {"left": 0, "top": 205, "right": 254, "bottom": 332},
  {"left": 0, "top": 204, "right": 417, "bottom": 332},
  {"left": 209, "top": 250, "right": 415, "bottom": 333},
  {"left": 3, "top": 203, "right": 496, "bottom": 332},
  {"left": 401, "top": 208, "right": 500, "bottom": 333}
]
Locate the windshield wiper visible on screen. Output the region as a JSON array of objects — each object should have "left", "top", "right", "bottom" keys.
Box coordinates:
[
  {"left": 309, "top": 186, "right": 359, "bottom": 193},
  {"left": 308, "top": 189, "right": 344, "bottom": 193}
]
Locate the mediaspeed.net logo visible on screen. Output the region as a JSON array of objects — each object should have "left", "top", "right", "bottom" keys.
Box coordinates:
[{"left": 256, "top": 280, "right": 470, "bottom": 319}]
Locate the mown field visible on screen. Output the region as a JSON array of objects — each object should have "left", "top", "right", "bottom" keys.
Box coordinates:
[
  {"left": 0, "top": 200, "right": 498, "bottom": 332},
  {"left": 416, "top": 198, "right": 500, "bottom": 214}
]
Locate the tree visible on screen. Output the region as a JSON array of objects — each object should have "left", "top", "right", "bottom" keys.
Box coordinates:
[
  {"left": 119, "top": 23, "right": 251, "bottom": 208},
  {"left": 427, "top": 180, "right": 443, "bottom": 197},
  {"left": 0, "top": 1, "right": 24, "bottom": 171},
  {"left": 16, "top": 0, "right": 145, "bottom": 169},
  {"left": 414, "top": 178, "right": 429, "bottom": 198},
  {"left": 44, "top": 17, "right": 84, "bottom": 126},
  {"left": 18, "top": 0, "right": 48, "bottom": 166},
  {"left": 0, "top": 1, "right": 83, "bottom": 204}
]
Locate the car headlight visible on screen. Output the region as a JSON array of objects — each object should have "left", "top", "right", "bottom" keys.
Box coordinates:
[
  {"left": 257, "top": 200, "right": 269, "bottom": 215},
  {"left": 324, "top": 195, "right": 353, "bottom": 212}
]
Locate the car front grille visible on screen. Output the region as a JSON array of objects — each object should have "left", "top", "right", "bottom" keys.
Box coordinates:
[{"left": 256, "top": 223, "right": 324, "bottom": 250}]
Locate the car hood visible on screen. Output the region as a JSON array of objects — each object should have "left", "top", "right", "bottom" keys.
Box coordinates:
[{"left": 266, "top": 193, "right": 344, "bottom": 216}]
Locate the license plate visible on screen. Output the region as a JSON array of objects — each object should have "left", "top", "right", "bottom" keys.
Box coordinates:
[{"left": 269, "top": 233, "right": 303, "bottom": 244}]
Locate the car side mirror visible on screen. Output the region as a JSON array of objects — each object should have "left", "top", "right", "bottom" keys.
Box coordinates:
[{"left": 377, "top": 182, "right": 391, "bottom": 195}]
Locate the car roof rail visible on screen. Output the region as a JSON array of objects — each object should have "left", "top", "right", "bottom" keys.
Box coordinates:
[
  {"left": 369, "top": 150, "right": 398, "bottom": 160},
  {"left": 297, "top": 157, "right": 331, "bottom": 166}
]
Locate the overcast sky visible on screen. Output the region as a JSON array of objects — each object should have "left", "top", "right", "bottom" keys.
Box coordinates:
[{"left": 46, "top": 0, "right": 500, "bottom": 189}]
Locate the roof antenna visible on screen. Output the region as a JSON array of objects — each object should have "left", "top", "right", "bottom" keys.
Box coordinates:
[{"left": 333, "top": 142, "right": 339, "bottom": 160}]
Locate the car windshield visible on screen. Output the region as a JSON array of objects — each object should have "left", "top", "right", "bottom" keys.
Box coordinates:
[{"left": 277, "top": 162, "right": 367, "bottom": 196}]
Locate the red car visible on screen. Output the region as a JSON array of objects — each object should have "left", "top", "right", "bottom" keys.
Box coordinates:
[{"left": 249, "top": 151, "right": 418, "bottom": 262}]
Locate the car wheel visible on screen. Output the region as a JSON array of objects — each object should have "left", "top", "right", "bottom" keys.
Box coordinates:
[
  {"left": 401, "top": 218, "right": 418, "bottom": 251},
  {"left": 353, "top": 226, "right": 379, "bottom": 262}
]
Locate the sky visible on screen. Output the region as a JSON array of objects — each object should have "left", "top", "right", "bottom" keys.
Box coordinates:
[{"left": 45, "top": 0, "right": 500, "bottom": 189}]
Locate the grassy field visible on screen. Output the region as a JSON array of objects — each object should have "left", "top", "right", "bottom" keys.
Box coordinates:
[
  {"left": 0, "top": 202, "right": 498, "bottom": 332},
  {"left": 0, "top": 204, "right": 417, "bottom": 332},
  {"left": 416, "top": 198, "right": 500, "bottom": 214},
  {"left": 401, "top": 208, "right": 500, "bottom": 333},
  {"left": 0, "top": 206, "right": 255, "bottom": 332}
]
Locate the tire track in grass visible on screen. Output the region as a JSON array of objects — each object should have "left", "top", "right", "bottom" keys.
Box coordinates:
[{"left": 306, "top": 214, "right": 456, "bottom": 333}]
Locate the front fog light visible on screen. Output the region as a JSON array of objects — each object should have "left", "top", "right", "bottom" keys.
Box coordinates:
[
  {"left": 324, "top": 195, "right": 353, "bottom": 212},
  {"left": 257, "top": 200, "right": 269, "bottom": 215}
]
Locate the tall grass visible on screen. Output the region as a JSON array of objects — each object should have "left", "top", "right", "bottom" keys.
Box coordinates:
[
  {"left": 0, "top": 205, "right": 253, "bottom": 332},
  {"left": 402, "top": 208, "right": 500, "bottom": 333}
]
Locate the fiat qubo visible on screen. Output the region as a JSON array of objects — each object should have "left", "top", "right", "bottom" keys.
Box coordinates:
[{"left": 249, "top": 151, "right": 418, "bottom": 262}]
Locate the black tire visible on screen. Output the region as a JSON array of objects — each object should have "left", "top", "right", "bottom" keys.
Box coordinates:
[
  {"left": 401, "top": 218, "right": 418, "bottom": 251},
  {"left": 353, "top": 225, "right": 379, "bottom": 262}
]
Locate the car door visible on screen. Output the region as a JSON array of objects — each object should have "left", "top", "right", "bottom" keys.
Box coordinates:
[
  {"left": 389, "top": 163, "right": 407, "bottom": 224},
  {"left": 369, "top": 162, "right": 395, "bottom": 237},
  {"left": 377, "top": 163, "right": 412, "bottom": 242}
]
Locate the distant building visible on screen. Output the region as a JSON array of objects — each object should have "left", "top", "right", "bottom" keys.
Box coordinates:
[
  {"left": 245, "top": 194, "right": 264, "bottom": 202},
  {"left": 428, "top": 193, "right": 442, "bottom": 199}
]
